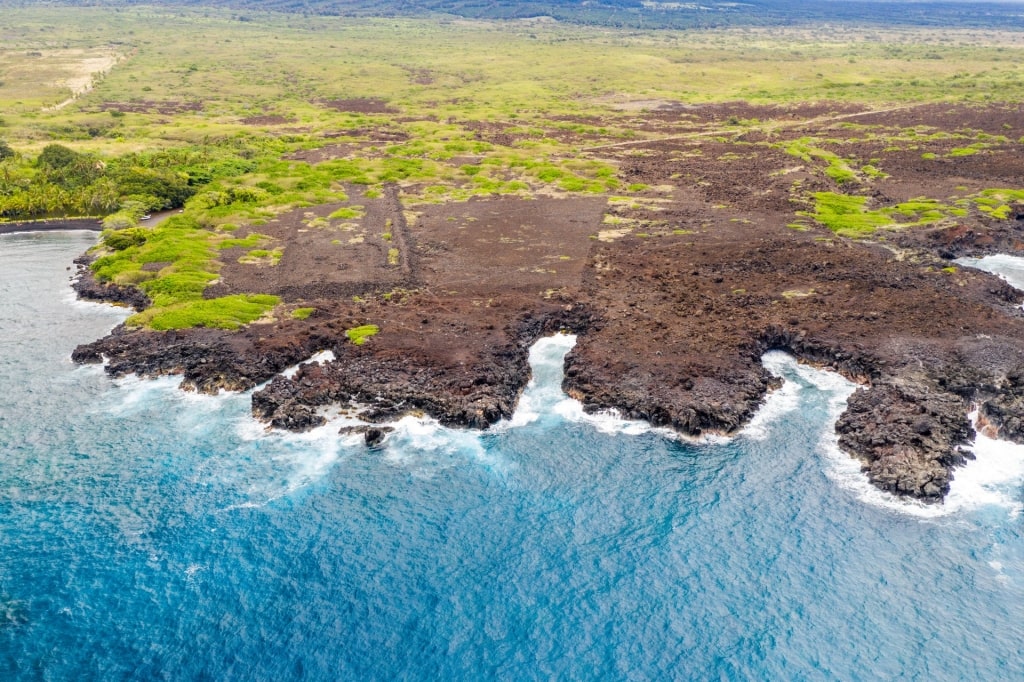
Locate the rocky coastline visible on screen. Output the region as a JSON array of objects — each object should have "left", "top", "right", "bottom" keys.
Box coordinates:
[
  {"left": 68, "top": 223, "right": 1024, "bottom": 504},
  {"left": 64, "top": 102, "right": 1024, "bottom": 504}
]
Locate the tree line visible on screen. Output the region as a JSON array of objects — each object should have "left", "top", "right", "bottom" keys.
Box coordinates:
[{"left": 0, "top": 139, "right": 253, "bottom": 222}]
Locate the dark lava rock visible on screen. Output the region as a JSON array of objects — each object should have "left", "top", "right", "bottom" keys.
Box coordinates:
[
  {"left": 836, "top": 380, "right": 974, "bottom": 501},
  {"left": 981, "top": 366, "right": 1024, "bottom": 442},
  {"left": 73, "top": 263, "right": 150, "bottom": 311},
  {"left": 338, "top": 425, "right": 395, "bottom": 446}
]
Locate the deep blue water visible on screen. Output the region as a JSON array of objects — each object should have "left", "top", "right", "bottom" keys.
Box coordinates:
[{"left": 2, "top": 231, "right": 1024, "bottom": 680}]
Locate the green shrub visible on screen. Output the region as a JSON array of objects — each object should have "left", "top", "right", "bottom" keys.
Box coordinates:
[
  {"left": 329, "top": 206, "right": 364, "bottom": 219},
  {"left": 345, "top": 324, "right": 379, "bottom": 345},
  {"left": 102, "top": 227, "right": 148, "bottom": 251},
  {"left": 803, "top": 192, "right": 891, "bottom": 237}
]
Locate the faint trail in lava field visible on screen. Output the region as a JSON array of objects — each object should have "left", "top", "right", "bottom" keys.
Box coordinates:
[
  {"left": 383, "top": 183, "right": 418, "bottom": 284},
  {"left": 580, "top": 103, "right": 923, "bottom": 153}
]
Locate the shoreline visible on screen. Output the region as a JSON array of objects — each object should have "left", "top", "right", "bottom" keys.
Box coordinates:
[
  {"left": 69, "top": 233, "right": 1024, "bottom": 504},
  {"left": 63, "top": 100, "right": 1024, "bottom": 505},
  {"left": 0, "top": 218, "right": 101, "bottom": 236}
]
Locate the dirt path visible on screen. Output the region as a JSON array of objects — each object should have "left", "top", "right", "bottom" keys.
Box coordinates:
[
  {"left": 44, "top": 50, "right": 124, "bottom": 112},
  {"left": 382, "top": 183, "right": 416, "bottom": 280}
]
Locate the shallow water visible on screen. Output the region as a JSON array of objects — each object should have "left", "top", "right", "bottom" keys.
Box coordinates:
[{"left": 2, "top": 232, "right": 1024, "bottom": 680}]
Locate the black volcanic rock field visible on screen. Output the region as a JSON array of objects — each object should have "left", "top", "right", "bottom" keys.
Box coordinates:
[{"left": 72, "top": 102, "right": 1024, "bottom": 503}]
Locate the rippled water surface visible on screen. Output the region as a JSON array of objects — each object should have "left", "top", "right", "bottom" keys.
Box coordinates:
[{"left": 2, "top": 232, "right": 1024, "bottom": 680}]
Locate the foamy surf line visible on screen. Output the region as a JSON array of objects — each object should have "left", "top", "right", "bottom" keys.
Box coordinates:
[
  {"left": 108, "top": 373, "right": 250, "bottom": 415},
  {"left": 948, "top": 413, "right": 1024, "bottom": 517},
  {"left": 222, "top": 417, "right": 351, "bottom": 510},
  {"left": 233, "top": 393, "right": 507, "bottom": 496},
  {"left": 497, "top": 334, "right": 577, "bottom": 429},
  {"left": 279, "top": 350, "right": 336, "bottom": 380},
  {"left": 107, "top": 347, "right": 339, "bottom": 425},
  {"left": 956, "top": 254, "right": 1024, "bottom": 294},
  {"left": 741, "top": 352, "right": 805, "bottom": 441},
  {"left": 759, "top": 352, "right": 1024, "bottom": 519},
  {"left": 820, "top": 417, "right": 1024, "bottom": 520},
  {"left": 497, "top": 334, "right": 726, "bottom": 443},
  {"left": 233, "top": 331, "right": 681, "bottom": 499}
]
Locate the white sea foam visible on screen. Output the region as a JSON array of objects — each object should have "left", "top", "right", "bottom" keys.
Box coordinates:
[
  {"left": 753, "top": 353, "right": 943, "bottom": 516},
  {"left": 59, "top": 266, "right": 133, "bottom": 316},
  {"left": 222, "top": 417, "right": 351, "bottom": 509},
  {"left": 106, "top": 374, "right": 184, "bottom": 414},
  {"left": 945, "top": 414, "right": 1024, "bottom": 517},
  {"left": 749, "top": 258, "right": 1024, "bottom": 518},
  {"left": 956, "top": 254, "right": 1024, "bottom": 296},
  {"left": 279, "top": 350, "right": 336, "bottom": 379},
  {"left": 743, "top": 351, "right": 856, "bottom": 443},
  {"left": 741, "top": 352, "right": 805, "bottom": 441},
  {"left": 551, "top": 397, "right": 681, "bottom": 438},
  {"left": 94, "top": 372, "right": 343, "bottom": 509},
  {"left": 494, "top": 333, "right": 574, "bottom": 429},
  {"left": 263, "top": 421, "right": 347, "bottom": 493},
  {"left": 819, "top": 418, "right": 1024, "bottom": 520},
  {"left": 60, "top": 287, "right": 130, "bottom": 319},
  {"left": 379, "top": 414, "right": 503, "bottom": 476},
  {"left": 233, "top": 393, "right": 507, "bottom": 494},
  {"left": 499, "top": 333, "right": 723, "bottom": 442},
  {"left": 818, "top": 418, "right": 954, "bottom": 519},
  {"left": 107, "top": 373, "right": 249, "bottom": 422},
  {"left": 760, "top": 352, "right": 1024, "bottom": 518}
]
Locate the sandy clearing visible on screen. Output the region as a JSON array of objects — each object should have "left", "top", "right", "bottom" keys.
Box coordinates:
[{"left": 44, "top": 49, "right": 123, "bottom": 111}]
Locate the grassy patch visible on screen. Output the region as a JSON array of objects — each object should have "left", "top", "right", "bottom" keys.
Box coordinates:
[
  {"left": 291, "top": 307, "right": 315, "bottom": 320},
  {"left": 92, "top": 216, "right": 219, "bottom": 305},
  {"left": 803, "top": 192, "right": 967, "bottom": 236},
  {"left": 238, "top": 248, "right": 282, "bottom": 265},
  {"left": 128, "top": 294, "right": 280, "bottom": 331},
  {"left": 802, "top": 193, "right": 892, "bottom": 237},
  {"left": 346, "top": 324, "right": 379, "bottom": 345},
  {"left": 949, "top": 145, "right": 982, "bottom": 157},
  {"left": 969, "top": 188, "right": 1024, "bottom": 220},
  {"left": 782, "top": 139, "right": 860, "bottom": 185},
  {"left": 329, "top": 206, "right": 365, "bottom": 220}
]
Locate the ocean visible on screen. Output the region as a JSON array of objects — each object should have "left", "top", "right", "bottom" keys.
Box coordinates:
[{"left": 1, "top": 231, "right": 1023, "bottom": 680}]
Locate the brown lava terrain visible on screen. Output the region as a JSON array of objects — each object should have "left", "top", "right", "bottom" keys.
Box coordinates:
[{"left": 73, "top": 101, "right": 1024, "bottom": 503}]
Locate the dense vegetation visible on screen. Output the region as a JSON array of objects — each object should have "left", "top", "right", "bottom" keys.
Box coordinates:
[{"left": 0, "top": 142, "right": 201, "bottom": 219}]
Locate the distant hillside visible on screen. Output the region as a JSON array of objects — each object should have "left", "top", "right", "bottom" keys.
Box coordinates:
[{"left": 11, "top": 0, "right": 1024, "bottom": 29}]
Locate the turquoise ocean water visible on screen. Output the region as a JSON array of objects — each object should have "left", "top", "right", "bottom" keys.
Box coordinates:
[{"left": 1, "top": 231, "right": 1023, "bottom": 680}]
